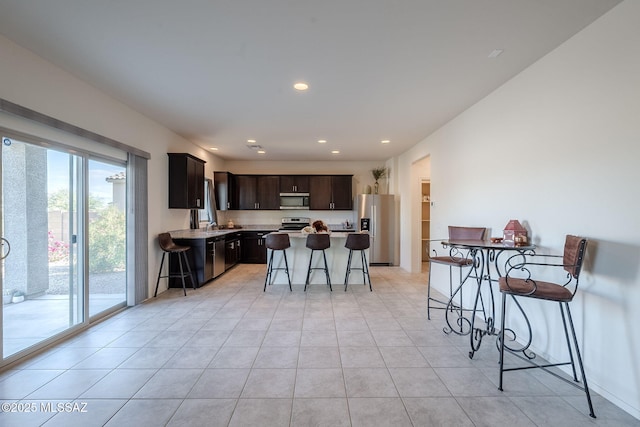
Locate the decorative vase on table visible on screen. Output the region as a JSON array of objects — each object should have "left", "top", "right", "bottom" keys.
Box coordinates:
[{"left": 374, "top": 181, "right": 379, "bottom": 194}]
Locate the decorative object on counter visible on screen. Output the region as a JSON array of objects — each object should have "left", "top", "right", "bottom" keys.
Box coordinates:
[
  {"left": 371, "top": 166, "right": 387, "bottom": 194},
  {"left": 365, "top": 185, "right": 372, "bottom": 194},
  {"left": 190, "top": 209, "right": 199, "bottom": 229},
  {"left": 343, "top": 219, "right": 352, "bottom": 229},
  {"left": 503, "top": 219, "right": 528, "bottom": 245},
  {"left": 227, "top": 219, "right": 234, "bottom": 229}
]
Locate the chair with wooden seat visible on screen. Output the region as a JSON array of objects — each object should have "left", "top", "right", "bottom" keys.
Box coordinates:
[
  {"left": 498, "top": 235, "right": 595, "bottom": 418},
  {"left": 427, "top": 226, "right": 486, "bottom": 320},
  {"left": 264, "top": 233, "right": 292, "bottom": 291},
  {"left": 305, "top": 233, "right": 332, "bottom": 291},
  {"left": 344, "top": 232, "right": 372, "bottom": 292},
  {"left": 154, "top": 232, "right": 197, "bottom": 297}
]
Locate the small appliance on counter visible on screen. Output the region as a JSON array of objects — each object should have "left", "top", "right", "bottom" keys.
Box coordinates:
[{"left": 279, "top": 217, "right": 311, "bottom": 231}]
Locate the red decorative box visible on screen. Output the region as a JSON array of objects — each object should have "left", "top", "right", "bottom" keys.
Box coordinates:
[{"left": 503, "top": 219, "right": 528, "bottom": 245}]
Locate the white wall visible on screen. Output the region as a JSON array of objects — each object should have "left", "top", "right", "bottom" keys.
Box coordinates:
[
  {"left": 394, "top": 0, "right": 639, "bottom": 418},
  {"left": 0, "top": 34, "right": 224, "bottom": 299}
]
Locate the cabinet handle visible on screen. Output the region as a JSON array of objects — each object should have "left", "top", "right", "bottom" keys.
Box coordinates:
[{"left": 227, "top": 202, "right": 231, "bottom": 209}]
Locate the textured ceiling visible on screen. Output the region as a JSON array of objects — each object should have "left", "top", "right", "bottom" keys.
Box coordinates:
[{"left": 0, "top": 0, "right": 622, "bottom": 160}]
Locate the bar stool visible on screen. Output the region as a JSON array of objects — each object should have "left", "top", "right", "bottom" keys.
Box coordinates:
[
  {"left": 154, "top": 233, "right": 197, "bottom": 297},
  {"left": 344, "top": 233, "right": 372, "bottom": 292},
  {"left": 305, "top": 233, "right": 332, "bottom": 291},
  {"left": 264, "top": 233, "right": 292, "bottom": 291}
]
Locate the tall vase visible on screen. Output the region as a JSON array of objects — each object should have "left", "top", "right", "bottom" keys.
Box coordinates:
[{"left": 374, "top": 181, "right": 379, "bottom": 194}]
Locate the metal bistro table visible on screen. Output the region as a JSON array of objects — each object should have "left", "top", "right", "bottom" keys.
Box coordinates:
[{"left": 439, "top": 239, "right": 536, "bottom": 359}]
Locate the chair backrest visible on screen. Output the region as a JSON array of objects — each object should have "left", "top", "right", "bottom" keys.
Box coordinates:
[
  {"left": 564, "top": 235, "right": 587, "bottom": 278},
  {"left": 158, "top": 232, "right": 174, "bottom": 251},
  {"left": 448, "top": 226, "right": 486, "bottom": 240},
  {"left": 306, "top": 233, "right": 331, "bottom": 250},
  {"left": 265, "top": 233, "right": 291, "bottom": 250},
  {"left": 345, "top": 233, "right": 370, "bottom": 250}
]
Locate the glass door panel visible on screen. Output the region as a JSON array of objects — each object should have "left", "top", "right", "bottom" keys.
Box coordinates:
[
  {"left": 87, "top": 159, "right": 126, "bottom": 317},
  {"left": 1, "top": 137, "right": 81, "bottom": 358}
]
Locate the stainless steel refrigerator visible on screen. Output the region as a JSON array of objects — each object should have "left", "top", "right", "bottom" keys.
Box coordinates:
[{"left": 355, "top": 194, "right": 395, "bottom": 265}]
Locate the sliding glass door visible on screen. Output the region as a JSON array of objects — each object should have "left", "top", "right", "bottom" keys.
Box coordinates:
[
  {"left": 87, "top": 159, "right": 127, "bottom": 317},
  {"left": 0, "top": 135, "right": 127, "bottom": 360}
]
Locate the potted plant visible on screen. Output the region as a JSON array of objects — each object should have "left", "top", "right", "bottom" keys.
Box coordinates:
[
  {"left": 371, "top": 167, "right": 387, "bottom": 194},
  {"left": 12, "top": 291, "right": 25, "bottom": 304}
]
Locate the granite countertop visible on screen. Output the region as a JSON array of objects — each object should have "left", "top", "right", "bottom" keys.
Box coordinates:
[{"left": 170, "top": 225, "right": 279, "bottom": 239}]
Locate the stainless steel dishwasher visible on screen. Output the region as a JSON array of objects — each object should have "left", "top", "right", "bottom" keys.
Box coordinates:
[{"left": 213, "top": 237, "right": 226, "bottom": 278}]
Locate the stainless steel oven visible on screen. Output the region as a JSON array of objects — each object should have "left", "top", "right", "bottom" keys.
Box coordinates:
[{"left": 279, "top": 193, "right": 309, "bottom": 210}]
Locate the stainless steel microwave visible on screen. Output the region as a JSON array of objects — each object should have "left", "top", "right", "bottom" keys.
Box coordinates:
[{"left": 280, "top": 193, "right": 310, "bottom": 210}]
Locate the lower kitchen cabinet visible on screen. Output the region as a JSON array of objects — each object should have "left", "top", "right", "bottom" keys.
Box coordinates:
[
  {"left": 170, "top": 236, "right": 225, "bottom": 287},
  {"left": 225, "top": 232, "right": 242, "bottom": 270},
  {"left": 241, "top": 231, "right": 270, "bottom": 264}
]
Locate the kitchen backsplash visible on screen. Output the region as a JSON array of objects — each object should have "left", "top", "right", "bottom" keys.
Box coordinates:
[{"left": 216, "top": 210, "right": 355, "bottom": 229}]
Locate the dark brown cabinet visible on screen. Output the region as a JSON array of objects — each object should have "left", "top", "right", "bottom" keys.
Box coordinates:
[
  {"left": 309, "top": 175, "right": 353, "bottom": 210},
  {"left": 225, "top": 232, "right": 242, "bottom": 270},
  {"left": 237, "top": 175, "right": 280, "bottom": 210},
  {"left": 280, "top": 175, "right": 309, "bottom": 193},
  {"left": 241, "top": 231, "right": 270, "bottom": 263},
  {"left": 214, "top": 171, "right": 236, "bottom": 210},
  {"left": 168, "top": 153, "right": 206, "bottom": 209}
]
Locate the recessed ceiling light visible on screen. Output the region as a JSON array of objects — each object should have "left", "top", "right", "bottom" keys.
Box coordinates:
[
  {"left": 210, "top": 147, "right": 219, "bottom": 151},
  {"left": 293, "top": 82, "right": 309, "bottom": 91},
  {"left": 257, "top": 150, "right": 266, "bottom": 154},
  {"left": 247, "top": 139, "right": 256, "bottom": 143},
  {"left": 381, "top": 140, "right": 390, "bottom": 144},
  {"left": 331, "top": 150, "right": 340, "bottom": 154},
  {"left": 488, "top": 49, "right": 504, "bottom": 58},
  {"left": 318, "top": 139, "right": 327, "bottom": 144}
]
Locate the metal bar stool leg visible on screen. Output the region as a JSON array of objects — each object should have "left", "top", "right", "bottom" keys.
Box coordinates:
[
  {"left": 182, "top": 251, "right": 197, "bottom": 290},
  {"left": 176, "top": 252, "right": 187, "bottom": 296},
  {"left": 283, "top": 251, "right": 292, "bottom": 291},
  {"left": 362, "top": 250, "right": 372, "bottom": 291},
  {"left": 344, "top": 249, "right": 353, "bottom": 291},
  {"left": 154, "top": 252, "right": 166, "bottom": 297},
  {"left": 264, "top": 249, "right": 274, "bottom": 292},
  {"left": 565, "top": 303, "right": 596, "bottom": 418},
  {"left": 305, "top": 251, "right": 314, "bottom": 291},
  {"left": 322, "top": 249, "right": 332, "bottom": 291}
]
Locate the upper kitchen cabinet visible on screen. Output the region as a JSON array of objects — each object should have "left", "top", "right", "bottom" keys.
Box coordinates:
[
  {"left": 214, "top": 171, "right": 236, "bottom": 210},
  {"left": 309, "top": 175, "right": 353, "bottom": 210},
  {"left": 280, "top": 175, "right": 310, "bottom": 193},
  {"left": 236, "top": 175, "right": 280, "bottom": 210},
  {"left": 168, "top": 153, "right": 205, "bottom": 209}
]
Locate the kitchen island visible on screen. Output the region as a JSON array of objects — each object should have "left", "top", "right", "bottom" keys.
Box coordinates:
[{"left": 265, "top": 231, "right": 370, "bottom": 287}]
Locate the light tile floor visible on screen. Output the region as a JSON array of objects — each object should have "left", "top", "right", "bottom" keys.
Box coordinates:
[{"left": 0, "top": 264, "right": 638, "bottom": 426}]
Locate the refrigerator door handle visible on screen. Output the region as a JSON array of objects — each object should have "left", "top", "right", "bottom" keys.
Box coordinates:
[{"left": 371, "top": 205, "right": 375, "bottom": 237}]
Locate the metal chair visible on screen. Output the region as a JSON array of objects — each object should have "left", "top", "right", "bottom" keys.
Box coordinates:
[
  {"left": 154, "top": 233, "right": 197, "bottom": 297},
  {"left": 498, "top": 235, "right": 595, "bottom": 418},
  {"left": 344, "top": 233, "right": 371, "bottom": 292},
  {"left": 427, "top": 226, "right": 486, "bottom": 320},
  {"left": 264, "top": 233, "right": 292, "bottom": 291},
  {"left": 304, "top": 233, "right": 332, "bottom": 291}
]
